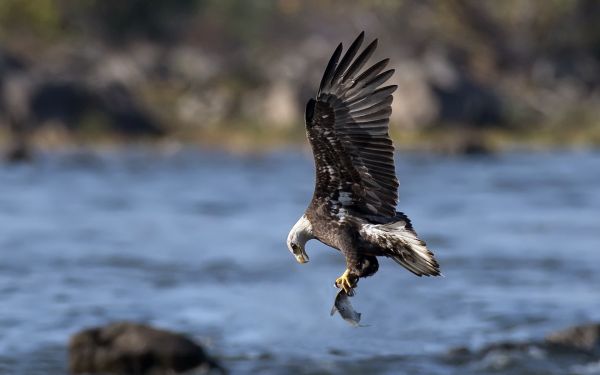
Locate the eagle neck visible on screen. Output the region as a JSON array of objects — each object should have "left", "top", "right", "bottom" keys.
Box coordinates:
[{"left": 291, "top": 215, "right": 314, "bottom": 245}]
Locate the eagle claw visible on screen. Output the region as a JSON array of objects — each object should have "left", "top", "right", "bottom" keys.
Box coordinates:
[{"left": 335, "top": 270, "right": 357, "bottom": 296}]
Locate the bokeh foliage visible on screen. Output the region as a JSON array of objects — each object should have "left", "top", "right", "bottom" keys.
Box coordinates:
[{"left": 0, "top": 0, "right": 598, "bottom": 150}]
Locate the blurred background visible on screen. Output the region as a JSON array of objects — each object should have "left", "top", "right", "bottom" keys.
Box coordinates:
[
  {"left": 1, "top": 1, "right": 599, "bottom": 374},
  {"left": 1, "top": 0, "right": 600, "bottom": 154}
]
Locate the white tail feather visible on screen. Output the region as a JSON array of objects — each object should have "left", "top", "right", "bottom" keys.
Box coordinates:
[{"left": 360, "top": 217, "right": 440, "bottom": 277}]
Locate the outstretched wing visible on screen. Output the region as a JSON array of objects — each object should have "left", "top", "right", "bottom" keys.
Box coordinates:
[{"left": 306, "top": 32, "right": 398, "bottom": 219}]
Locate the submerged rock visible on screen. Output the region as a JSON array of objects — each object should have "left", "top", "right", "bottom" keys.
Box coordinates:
[
  {"left": 69, "top": 321, "right": 225, "bottom": 375},
  {"left": 445, "top": 322, "right": 600, "bottom": 373}
]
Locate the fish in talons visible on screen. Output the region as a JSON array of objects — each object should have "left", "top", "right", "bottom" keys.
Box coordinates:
[{"left": 331, "top": 290, "right": 363, "bottom": 327}]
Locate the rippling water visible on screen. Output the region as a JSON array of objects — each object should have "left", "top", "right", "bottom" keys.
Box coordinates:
[{"left": 1, "top": 149, "right": 599, "bottom": 374}]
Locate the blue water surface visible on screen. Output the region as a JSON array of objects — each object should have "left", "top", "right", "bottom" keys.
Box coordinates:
[{"left": 1, "top": 149, "right": 599, "bottom": 374}]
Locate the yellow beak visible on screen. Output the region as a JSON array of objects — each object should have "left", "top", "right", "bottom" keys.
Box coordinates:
[{"left": 294, "top": 252, "right": 309, "bottom": 264}]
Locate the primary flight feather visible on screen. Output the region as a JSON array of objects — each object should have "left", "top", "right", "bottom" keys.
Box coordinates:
[{"left": 287, "top": 31, "right": 440, "bottom": 300}]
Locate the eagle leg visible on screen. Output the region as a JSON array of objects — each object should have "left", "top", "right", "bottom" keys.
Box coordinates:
[{"left": 335, "top": 269, "right": 358, "bottom": 296}]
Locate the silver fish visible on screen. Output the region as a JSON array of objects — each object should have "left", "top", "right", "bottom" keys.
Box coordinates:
[{"left": 330, "top": 290, "right": 362, "bottom": 326}]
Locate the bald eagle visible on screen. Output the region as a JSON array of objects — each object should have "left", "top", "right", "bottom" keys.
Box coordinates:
[{"left": 287, "top": 32, "right": 441, "bottom": 297}]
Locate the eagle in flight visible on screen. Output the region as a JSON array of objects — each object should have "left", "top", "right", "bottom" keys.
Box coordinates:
[{"left": 287, "top": 32, "right": 441, "bottom": 298}]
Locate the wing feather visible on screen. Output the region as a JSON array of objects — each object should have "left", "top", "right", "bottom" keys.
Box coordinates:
[
  {"left": 318, "top": 43, "right": 343, "bottom": 95},
  {"left": 347, "top": 85, "right": 397, "bottom": 107},
  {"left": 305, "top": 32, "right": 399, "bottom": 218},
  {"left": 342, "top": 39, "right": 377, "bottom": 84},
  {"left": 345, "top": 59, "right": 390, "bottom": 97},
  {"left": 353, "top": 107, "right": 392, "bottom": 122},
  {"left": 330, "top": 32, "right": 364, "bottom": 91},
  {"left": 350, "top": 96, "right": 394, "bottom": 117}
]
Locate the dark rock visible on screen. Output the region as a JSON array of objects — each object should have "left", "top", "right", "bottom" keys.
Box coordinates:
[
  {"left": 29, "top": 81, "right": 164, "bottom": 136},
  {"left": 1, "top": 61, "right": 163, "bottom": 140},
  {"left": 0, "top": 48, "right": 26, "bottom": 75},
  {"left": 431, "top": 78, "right": 503, "bottom": 128},
  {"left": 69, "top": 322, "right": 225, "bottom": 375},
  {"left": 95, "top": 82, "right": 164, "bottom": 136},
  {"left": 476, "top": 341, "right": 534, "bottom": 356},
  {"left": 29, "top": 81, "right": 95, "bottom": 129},
  {"left": 4, "top": 142, "right": 32, "bottom": 163},
  {"left": 446, "top": 322, "right": 600, "bottom": 369},
  {"left": 461, "top": 138, "right": 494, "bottom": 156},
  {"left": 445, "top": 341, "right": 539, "bottom": 363},
  {"left": 545, "top": 322, "right": 600, "bottom": 352},
  {"left": 425, "top": 47, "right": 504, "bottom": 128}
]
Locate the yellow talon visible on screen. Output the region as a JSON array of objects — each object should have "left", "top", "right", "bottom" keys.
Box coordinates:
[{"left": 335, "top": 269, "right": 357, "bottom": 295}]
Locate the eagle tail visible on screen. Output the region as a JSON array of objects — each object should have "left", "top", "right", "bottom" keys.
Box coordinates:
[{"left": 362, "top": 213, "right": 441, "bottom": 277}]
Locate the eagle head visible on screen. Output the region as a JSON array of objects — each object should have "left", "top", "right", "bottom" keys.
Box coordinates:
[{"left": 287, "top": 215, "right": 314, "bottom": 264}]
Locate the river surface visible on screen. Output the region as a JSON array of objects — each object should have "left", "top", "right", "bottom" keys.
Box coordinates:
[{"left": 1, "top": 149, "right": 599, "bottom": 374}]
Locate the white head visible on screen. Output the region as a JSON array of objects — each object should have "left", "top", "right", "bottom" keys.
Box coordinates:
[{"left": 286, "top": 215, "right": 314, "bottom": 264}]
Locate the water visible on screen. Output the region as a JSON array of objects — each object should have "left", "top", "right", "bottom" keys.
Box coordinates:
[{"left": 1, "top": 149, "right": 599, "bottom": 374}]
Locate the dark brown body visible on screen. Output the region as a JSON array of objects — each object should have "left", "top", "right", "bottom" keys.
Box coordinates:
[{"left": 306, "top": 200, "right": 383, "bottom": 279}]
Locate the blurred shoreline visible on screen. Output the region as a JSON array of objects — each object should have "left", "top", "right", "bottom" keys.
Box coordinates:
[
  {"left": 1, "top": 1, "right": 599, "bottom": 158},
  {"left": 2, "top": 124, "right": 599, "bottom": 158}
]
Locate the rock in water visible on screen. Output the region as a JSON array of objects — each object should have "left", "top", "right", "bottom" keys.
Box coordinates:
[
  {"left": 546, "top": 323, "right": 600, "bottom": 352},
  {"left": 330, "top": 290, "right": 362, "bottom": 327},
  {"left": 69, "top": 321, "right": 225, "bottom": 374}
]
